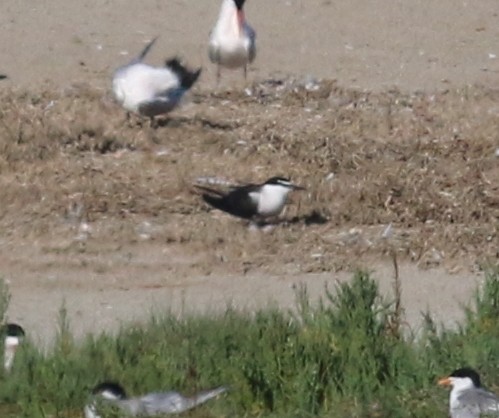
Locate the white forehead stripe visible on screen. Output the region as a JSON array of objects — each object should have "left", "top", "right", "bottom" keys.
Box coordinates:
[{"left": 101, "top": 390, "right": 120, "bottom": 400}]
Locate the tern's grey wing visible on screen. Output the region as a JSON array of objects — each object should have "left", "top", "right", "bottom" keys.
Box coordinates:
[
  {"left": 87, "top": 398, "right": 143, "bottom": 418},
  {"left": 458, "top": 388, "right": 499, "bottom": 415},
  {"left": 450, "top": 404, "right": 481, "bottom": 418},
  {"left": 137, "top": 87, "right": 185, "bottom": 117},
  {"left": 140, "top": 387, "right": 227, "bottom": 415},
  {"left": 191, "top": 386, "right": 227, "bottom": 407},
  {"left": 140, "top": 391, "right": 192, "bottom": 414},
  {"left": 450, "top": 389, "right": 499, "bottom": 418},
  {"left": 118, "top": 398, "right": 145, "bottom": 416}
]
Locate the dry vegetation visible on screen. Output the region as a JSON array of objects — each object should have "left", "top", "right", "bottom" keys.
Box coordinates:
[{"left": 0, "top": 78, "right": 497, "bottom": 278}]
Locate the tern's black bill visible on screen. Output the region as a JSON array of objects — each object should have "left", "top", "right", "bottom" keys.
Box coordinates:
[{"left": 233, "top": 0, "right": 246, "bottom": 10}]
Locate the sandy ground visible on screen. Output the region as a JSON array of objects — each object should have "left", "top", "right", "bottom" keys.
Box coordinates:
[
  {"left": 0, "top": 0, "right": 498, "bottom": 345},
  {"left": 2, "top": 0, "right": 499, "bottom": 91},
  {"left": 5, "top": 254, "right": 483, "bottom": 346}
]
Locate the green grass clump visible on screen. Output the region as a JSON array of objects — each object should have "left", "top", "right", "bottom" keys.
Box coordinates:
[{"left": 0, "top": 270, "right": 498, "bottom": 417}]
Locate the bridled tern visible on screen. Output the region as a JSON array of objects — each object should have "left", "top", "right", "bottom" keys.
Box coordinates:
[
  {"left": 84, "top": 381, "right": 227, "bottom": 418},
  {"left": 197, "top": 176, "right": 305, "bottom": 221},
  {"left": 208, "top": 0, "right": 256, "bottom": 82},
  {"left": 112, "top": 38, "right": 201, "bottom": 120},
  {"left": 438, "top": 367, "right": 499, "bottom": 418},
  {"left": 2, "top": 323, "right": 25, "bottom": 372}
]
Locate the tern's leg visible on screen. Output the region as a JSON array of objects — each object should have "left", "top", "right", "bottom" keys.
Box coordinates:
[
  {"left": 216, "top": 65, "right": 221, "bottom": 85},
  {"left": 244, "top": 65, "right": 247, "bottom": 80},
  {"left": 149, "top": 116, "right": 158, "bottom": 130},
  {"left": 125, "top": 112, "right": 145, "bottom": 128},
  {"left": 125, "top": 111, "right": 134, "bottom": 128}
]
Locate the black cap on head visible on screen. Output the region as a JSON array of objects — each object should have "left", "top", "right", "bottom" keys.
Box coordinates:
[
  {"left": 449, "top": 368, "right": 481, "bottom": 387},
  {"left": 233, "top": 0, "right": 246, "bottom": 10},
  {"left": 92, "top": 382, "right": 128, "bottom": 399},
  {"left": 3, "top": 323, "right": 25, "bottom": 338}
]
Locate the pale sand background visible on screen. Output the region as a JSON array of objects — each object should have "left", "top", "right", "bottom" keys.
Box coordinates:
[
  {"left": 2, "top": 0, "right": 499, "bottom": 91},
  {"left": 0, "top": 0, "right": 497, "bottom": 344}
]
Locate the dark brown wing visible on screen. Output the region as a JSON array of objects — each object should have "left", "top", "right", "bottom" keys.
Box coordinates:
[{"left": 196, "top": 184, "right": 259, "bottom": 219}]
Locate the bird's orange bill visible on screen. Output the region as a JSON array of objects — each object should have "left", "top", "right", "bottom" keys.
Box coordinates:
[{"left": 438, "top": 377, "right": 452, "bottom": 386}]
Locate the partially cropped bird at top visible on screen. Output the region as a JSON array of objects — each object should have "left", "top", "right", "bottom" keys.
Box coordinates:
[
  {"left": 208, "top": 0, "right": 256, "bottom": 82},
  {"left": 438, "top": 367, "right": 499, "bottom": 418},
  {"left": 196, "top": 176, "right": 305, "bottom": 222},
  {"left": 112, "top": 37, "right": 201, "bottom": 122},
  {"left": 84, "top": 381, "right": 227, "bottom": 418},
  {"left": 2, "top": 323, "right": 25, "bottom": 372}
]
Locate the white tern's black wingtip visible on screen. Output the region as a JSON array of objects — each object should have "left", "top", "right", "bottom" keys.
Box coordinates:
[{"left": 165, "top": 57, "right": 202, "bottom": 90}]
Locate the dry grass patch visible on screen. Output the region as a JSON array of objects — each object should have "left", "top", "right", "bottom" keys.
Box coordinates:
[{"left": 0, "top": 79, "right": 497, "bottom": 275}]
